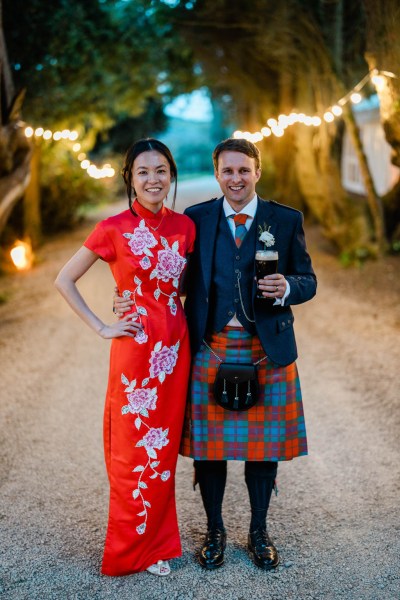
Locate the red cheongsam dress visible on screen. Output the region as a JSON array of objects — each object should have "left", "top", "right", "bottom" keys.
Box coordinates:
[{"left": 84, "top": 200, "right": 195, "bottom": 575}]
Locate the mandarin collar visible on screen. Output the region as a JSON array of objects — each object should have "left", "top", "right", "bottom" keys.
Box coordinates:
[{"left": 133, "top": 198, "right": 166, "bottom": 220}]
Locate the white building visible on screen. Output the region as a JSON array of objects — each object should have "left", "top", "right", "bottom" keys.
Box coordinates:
[{"left": 341, "top": 94, "right": 400, "bottom": 196}]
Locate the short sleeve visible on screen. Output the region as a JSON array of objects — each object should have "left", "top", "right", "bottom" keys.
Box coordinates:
[
  {"left": 186, "top": 217, "right": 196, "bottom": 254},
  {"left": 84, "top": 221, "right": 116, "bottom": 263}
]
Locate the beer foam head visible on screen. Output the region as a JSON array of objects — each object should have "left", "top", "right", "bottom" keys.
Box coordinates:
[{"left": 256, "top": 250, "right": 278, "bottom": 260}]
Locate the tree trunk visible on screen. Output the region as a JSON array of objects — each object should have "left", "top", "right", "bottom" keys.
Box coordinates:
[
  {"left": 0, "top": 0, "right": 32, "bottom": 239},
  {"left": 294, "top": 73, "right": 372, "bottom": 254},
  {"left": 363, "top": 0, "right": 400, "bottom": 168},
  {"left": 341, "top": 104, "right": 386, "bottom": 250},
  {"left": 23, "top": 142, "right": 41, "bottom": 248},
  {"left": 0, "top": 151, "right": 31, "bottom": 233},
  {"left": 273, "top": 61, "right": 303, "bottom": 210},
  {"left": 333, "top": 0, "right": 344, "bottom": 75},
  {"left": 0, "top": 0, "right": 14, "bottom": 122}
]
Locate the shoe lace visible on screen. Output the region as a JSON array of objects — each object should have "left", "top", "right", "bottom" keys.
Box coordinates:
[{"left": 206, "top": 529, "right": 224, "bottom": 546}]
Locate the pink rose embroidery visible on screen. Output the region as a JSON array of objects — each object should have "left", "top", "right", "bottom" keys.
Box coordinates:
[
  {"left": 149, "top": 342, "right": 179, "bottom": 382},
  {"left": 127, "top": 388, "right": 157, "bottom": 414},
  {"left": 154, "top": 248, "right": 186, "bottom": 282},
  {"left": 123, "top": 221, "right": 157, "bottom": 256},
  {"left": 134, "top": 330, "right": 148, "bottom": 344},
  {"left": 141, "top": 427, "right": 169, "bottom": 451}
]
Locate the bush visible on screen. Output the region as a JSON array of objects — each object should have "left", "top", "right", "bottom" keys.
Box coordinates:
[{"left": 39, "top": 143, "right": 113, "bottom": 234}]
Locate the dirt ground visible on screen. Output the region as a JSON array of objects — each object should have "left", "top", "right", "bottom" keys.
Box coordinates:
[{"left": 0, "top": 184, "right": 399, "bottom": 599}]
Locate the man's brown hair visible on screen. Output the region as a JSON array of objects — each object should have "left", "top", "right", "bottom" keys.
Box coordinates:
[{"left": 212, "top": 138, "right": 261, "bottom": 171}]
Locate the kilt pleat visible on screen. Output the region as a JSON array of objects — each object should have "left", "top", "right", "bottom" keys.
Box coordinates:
[{"left": 180, "top": 327, "right": 308, "bottom": 461}]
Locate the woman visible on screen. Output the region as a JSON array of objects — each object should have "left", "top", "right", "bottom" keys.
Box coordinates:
[{"left": 55, "top": 139, "right": 195, "bottom": 577}]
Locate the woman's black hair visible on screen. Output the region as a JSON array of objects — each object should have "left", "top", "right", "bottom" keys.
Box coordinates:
[{"left": 121, "top": 138, "right": 178, "bottom": 214}]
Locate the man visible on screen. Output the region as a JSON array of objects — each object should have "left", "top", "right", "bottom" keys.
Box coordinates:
[{"left": 115, "top": 138, "right": 316, "bottom": 571}]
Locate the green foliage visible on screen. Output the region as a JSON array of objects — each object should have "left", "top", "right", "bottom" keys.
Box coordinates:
[
  {"left": 93, "top": 99, "right": 168, "bottom": 155},
  {"left": 2, "top": 0, "right": 200, "bottom": 239},
  {"left": 339, "top": 244, "right": 380, "bottom": 267},
  {"left": 3, "top": 0, "right": 199, "bottom": 132},
  {"left": 391, "top": 240, "right": 400, "bottom": 254},
  {"left": 39, "top": 143, "right": 108, "bottom": 233}
]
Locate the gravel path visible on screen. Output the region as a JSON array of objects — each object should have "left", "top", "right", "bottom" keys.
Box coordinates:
[{"left": 0, "top": 182, "right": 399, "bottom": 600}]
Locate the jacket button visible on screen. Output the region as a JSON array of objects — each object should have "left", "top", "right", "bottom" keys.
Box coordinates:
[
  {"left": 281, "top": 322, "right": 285, "bottom": 327},
  {"left": 228, "top": 311, "right": 233, "bottom": 316},
  {"left": 236, "top": 255, "right": 240, "bottom": 260},
  {"left": 235, "top": 269, "right": 240, "bottom": 274},
  {"left": 234, "top": 298, "right": 239, "bottom": 303}
]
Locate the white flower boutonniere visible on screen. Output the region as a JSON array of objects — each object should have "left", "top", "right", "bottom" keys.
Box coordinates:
[{"left": 258, "top": 224, "right": 275, "bottom": 248}]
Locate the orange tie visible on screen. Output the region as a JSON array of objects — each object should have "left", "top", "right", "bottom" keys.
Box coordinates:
[{"left": 230, "top": 214, "right": 249, "bottom": 247}]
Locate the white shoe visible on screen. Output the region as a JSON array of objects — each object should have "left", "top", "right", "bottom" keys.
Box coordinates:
[{"left": 146, "top": 560, "right": 171, "bottom": 576}]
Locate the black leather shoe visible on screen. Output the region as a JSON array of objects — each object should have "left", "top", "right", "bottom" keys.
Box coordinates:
[
  {"left": 198, "top": 528, "right": 227, "bottom": 569},
  {"left": 248, "top": 529, "right": 279, "bottom": 570}
]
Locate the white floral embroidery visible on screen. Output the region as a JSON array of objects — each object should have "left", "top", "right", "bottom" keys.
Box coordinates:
[
  {"left": 120, "top": 340, "right": 180, "bottom": 535},
  {"left": 122, "top": 278, "right": 149, "bottom": 345},
  {"left": 123, "top": 220, "right": 157, "bottom": 256},
  {"left": 134, "top": 329, "right": 148, "bottom": 344},
  {"left": 126, "top": 387, "right": 157, "bottom": 414},
  {"left": 149, "top": 340, "right": 180, "bottom": 383},
  {"left": 149, "top": 237, "right": 186, "bottom": 315},
  {"left": 138, "top": 427, "right": 169, "bottom": 453}
]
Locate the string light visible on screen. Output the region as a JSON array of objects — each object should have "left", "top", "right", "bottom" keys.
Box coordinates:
[
  {"left": 323, "top": 111, "right": 334, "bottom": 122},
  {"left": 350, "top": 92, "right": 362, "bottom": 104},
  {"left": 23, "top": 124, "right": 115, "bottom": 179},
  {"left": 233, "top": 69, "right": 398, "bottom": 143}
]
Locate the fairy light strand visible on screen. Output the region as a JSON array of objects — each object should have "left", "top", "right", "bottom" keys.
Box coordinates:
[
  {"left": 24, "top": 126, "right": 115, "bottom": 179},
  {"left": 233, "top": 69, "right": 398, "bottom": 143}
]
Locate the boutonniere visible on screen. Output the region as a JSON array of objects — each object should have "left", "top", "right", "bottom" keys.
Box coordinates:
[{"left": 258, "top": 223, "right": 275, "bottom": 247}]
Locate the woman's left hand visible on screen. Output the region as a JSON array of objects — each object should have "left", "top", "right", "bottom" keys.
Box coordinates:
[{"left": 98, "top": 313, "right": 143, "bottom": 339}]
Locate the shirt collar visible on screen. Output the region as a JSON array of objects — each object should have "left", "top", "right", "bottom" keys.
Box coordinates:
[{"left": 223, "top": 194, "right": 258, "bottom": 219}]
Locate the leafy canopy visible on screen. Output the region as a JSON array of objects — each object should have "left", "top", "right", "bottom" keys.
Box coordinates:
[{"left": 3, "top": 0, "right": 199, "bottom": 131}]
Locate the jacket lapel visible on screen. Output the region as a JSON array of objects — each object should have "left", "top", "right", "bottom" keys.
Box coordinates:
[
  {"left": 199, "top": 196, "right": 223, "bottom": 293},
  {"left": 255, "top": 197, "right": 279, "bottom": 252}
]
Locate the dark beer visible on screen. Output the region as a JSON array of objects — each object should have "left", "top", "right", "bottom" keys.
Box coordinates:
[{"left": 255, "top": 250, "right": 278, "bottom": 298}]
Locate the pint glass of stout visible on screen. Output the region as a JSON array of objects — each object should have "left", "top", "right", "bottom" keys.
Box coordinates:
[{"left": 255, "top": 250, "right": 279, "bottom": 299}]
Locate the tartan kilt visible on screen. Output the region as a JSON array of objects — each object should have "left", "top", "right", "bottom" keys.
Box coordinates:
[{"left": 180, "top": 326, "right": 308, "bottom": 461}]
